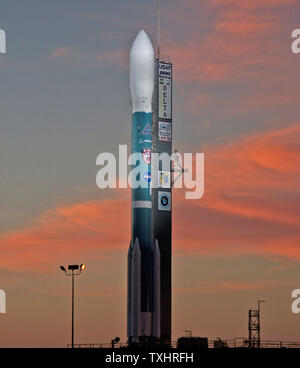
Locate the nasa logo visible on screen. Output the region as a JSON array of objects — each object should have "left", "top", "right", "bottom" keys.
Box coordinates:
[
  {"left": 143, "top": 171, "right": 151, "bottom": 183},
  {"left": 142, "top": 149, "right": 151, "bottom": 165}
]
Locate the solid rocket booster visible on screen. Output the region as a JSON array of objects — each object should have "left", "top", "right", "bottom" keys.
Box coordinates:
[{"left": 127, "top": 30, "right": 161, "bottom": 342}]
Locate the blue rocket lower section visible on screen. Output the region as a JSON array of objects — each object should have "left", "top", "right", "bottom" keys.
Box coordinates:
[
  {"left": 131, "top": 111, "right": 152, "bottom": 315},
  {"left": 128, "top": 110, "right": 161, "bottom": 341},
  {"left": 132, "top": 112, "right": 152, "bottom": 249}
]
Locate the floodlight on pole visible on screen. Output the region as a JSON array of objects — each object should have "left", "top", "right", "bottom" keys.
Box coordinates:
[{"left": 60, "top": 264, "right": 86, "bottom": 348}]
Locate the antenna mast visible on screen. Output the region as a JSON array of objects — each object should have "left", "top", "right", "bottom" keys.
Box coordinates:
[{"left": 157, "top": 0, "right": 161, "bottom": 60}]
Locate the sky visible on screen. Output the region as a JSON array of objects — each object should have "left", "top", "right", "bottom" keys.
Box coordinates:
[{"left": 0, "top": 0, "right": 300, "bottom": 347}]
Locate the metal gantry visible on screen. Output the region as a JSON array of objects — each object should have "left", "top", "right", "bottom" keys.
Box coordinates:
[{"left": 248, "top": 300, "right": 265, "bottom": 348}]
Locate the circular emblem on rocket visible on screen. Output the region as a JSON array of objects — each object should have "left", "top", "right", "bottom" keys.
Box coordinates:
[
  {"left": 158, "top": 191, "right": 171, "bottom": 211},
  {"left": 160, "top": 195, "right": 168, "bottom": 207}
]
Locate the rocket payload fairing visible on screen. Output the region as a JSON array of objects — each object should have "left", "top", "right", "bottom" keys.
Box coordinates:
[
  {"left": 127, "top": 30, "right": 160, "bottom": 342},
  {"left": 127, "top": 29, "right": 172, "bottom": 344}
]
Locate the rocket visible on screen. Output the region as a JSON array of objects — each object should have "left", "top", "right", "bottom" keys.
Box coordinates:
[{"left": 127, "top": 30, "right": 161, "bottom": 343}]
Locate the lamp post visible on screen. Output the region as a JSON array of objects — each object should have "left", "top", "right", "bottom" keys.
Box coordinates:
[{"left": 60, "top": 264, "right": 86, "bottom": 348}]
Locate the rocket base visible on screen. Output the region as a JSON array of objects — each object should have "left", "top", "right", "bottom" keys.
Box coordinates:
[{"left": 127, "top": 238, "right": 161, "bottom": 343}]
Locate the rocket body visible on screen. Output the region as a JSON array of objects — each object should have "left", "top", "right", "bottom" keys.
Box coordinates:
[{"left": 127, "top": 30, "right": 161, "bottom": 342}]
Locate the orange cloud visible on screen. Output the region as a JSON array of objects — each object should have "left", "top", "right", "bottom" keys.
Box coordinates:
[
  {"left": 95, "top": 49, "right": 128, "bottom": 69},
  {"left": 49, "top": 47, "right": 72, "bottom": 61},
  {"left": 168, "top": 39, "right": 233, "bottom": 83},
  {"left": 165, "top": 0, "right": 294, "bottom": 86},
  {"left": 0, "top": 194, "right": 130, "bottom": 272},
  {"left": 174, "top": 280, "right": 290, "bottom": 294},
  {"left": 172, "top": 123, "right": 300, "bottom": 259},
  {"left": 203, "top": 124, "right": 300, "bottom": 220},
  {"left": 1, "top": 124, "right": 300, "bottom": 272},
  {"left": 210, "top": 0, "right": 297, "bottom": 10},
  {"left": 215, "top": 12, "right": 278, "bottom": 35}
]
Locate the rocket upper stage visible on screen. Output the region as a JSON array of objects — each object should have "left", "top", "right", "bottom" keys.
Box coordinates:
[{"left": 130, "top": 30, "right": 155, "bottom": 113}]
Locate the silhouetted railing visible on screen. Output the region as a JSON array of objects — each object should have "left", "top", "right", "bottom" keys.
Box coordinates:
[{"left": 68, "top": 338, "right": 300, "bottom": 349}]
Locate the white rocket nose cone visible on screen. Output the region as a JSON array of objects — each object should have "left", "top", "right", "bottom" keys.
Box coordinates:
[
  {"left": 130, "top": 30, "right": 153, "bottom": 57},
  {"left": 130, "top": 30, "right": 155, "bottom": 112}
]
